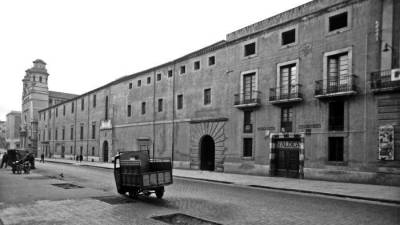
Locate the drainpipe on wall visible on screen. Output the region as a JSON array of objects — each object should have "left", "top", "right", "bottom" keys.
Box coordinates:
[
  {"left": 87, "top": 95, "right": 90, "bottom": 161},
  {"left": 171, "top": 62, "right": 176, "bottom": 164},
  {"left": 153, "top": 70, "right": 156, "bottom": 160},
  {"left": 74, "top": 99, "right": 77, "bottom": 160}
]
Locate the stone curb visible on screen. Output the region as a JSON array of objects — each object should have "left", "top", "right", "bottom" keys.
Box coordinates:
[{"left": 40, "top": 159, "right": 400, "bottom": 205}]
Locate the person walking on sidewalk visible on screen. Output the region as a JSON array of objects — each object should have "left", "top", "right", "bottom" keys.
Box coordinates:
[
  {"left": 79, "top": 155, "right": 83, "bottom": 162},
  {"left": 40, "top": 153, "right": 45, "bottom": 163},
  {"left": 0, "top": 152, "right": 8, "bottom": 168}
]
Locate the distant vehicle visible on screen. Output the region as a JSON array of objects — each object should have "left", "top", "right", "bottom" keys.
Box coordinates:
[{"left": 113, "top": 150, "right": 173, "bottom": 199}]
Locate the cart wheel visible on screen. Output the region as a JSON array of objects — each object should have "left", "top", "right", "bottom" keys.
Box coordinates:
[
  {"left": 155, "top": 187, "right": 164, "bottom": 199},
  {"left": 117, "top": 188, "right": 125, "bottom": 195},
  {"left": 129, "top": 189, "right": 139, "bottom": 199}
]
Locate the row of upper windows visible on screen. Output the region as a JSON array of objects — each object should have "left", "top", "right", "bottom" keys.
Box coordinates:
[
  {"left": 40, "top": 123, "right": 97, "bottom": 141},
  {"left": 243, "top": 9, "right": 350, "bottom": 57},
  {"left": 126, "top": 89, "right": 211, "bottom": 117},
  {"left": 40, "top": 94, "right": 107, "bottom": 120},
  {"left": 127, "top": 56, "right": 216, "bottom": 89},
  {"left": 31, "top": 75, "right": 46, "bottom": 83}
]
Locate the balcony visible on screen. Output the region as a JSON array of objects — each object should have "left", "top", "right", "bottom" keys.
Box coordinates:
[
  {"left": 269, "top": 84, "right": 303, "bottom": 105},
  {"left": 314, "top": 75, "right": 357, "bottom": 98},
  {"left": 100, "top": 120, "right": 112, "bottom": 130},
  {"left": 233, "top": 91, "right": 261, "bottom": 109},
  {"left": 370, "top": 69, "right": 400, "bottom": 93}
]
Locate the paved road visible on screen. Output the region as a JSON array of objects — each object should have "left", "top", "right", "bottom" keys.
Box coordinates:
[{"left": 0, "top": 163, "right": 399, "bottom": 225}]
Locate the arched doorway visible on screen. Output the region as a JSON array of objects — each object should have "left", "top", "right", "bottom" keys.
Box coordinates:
[
  {"left": 200, "top": 135, "right": 215, "bottom": 171},
  {"left": 103, "top": 141, "right": 109, "bottom": 162}
]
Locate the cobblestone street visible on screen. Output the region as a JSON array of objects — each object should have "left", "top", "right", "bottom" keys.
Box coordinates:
[{"left": 0, "top": 163, "right": 399, "bottom": 225}]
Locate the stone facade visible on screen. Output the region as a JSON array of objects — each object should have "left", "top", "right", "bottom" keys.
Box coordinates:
[
  {"left": 33, "top": 0, "right": 400, "bottom": 185},
  {"left": 5, "top": 111, "right": 21, "bottom": 149}
]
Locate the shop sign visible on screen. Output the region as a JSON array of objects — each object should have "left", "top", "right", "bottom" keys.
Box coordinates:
[
  {"left": 378, "top": 125, "right": 394, "bottom": 160},
  {"left": 276, "top": 140, "right": 300, "bottom": 149}
]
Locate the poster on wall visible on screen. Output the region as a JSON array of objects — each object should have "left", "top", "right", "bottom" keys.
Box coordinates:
[{"left": 378, "top": 125, "right": 394, "bottom": 160}]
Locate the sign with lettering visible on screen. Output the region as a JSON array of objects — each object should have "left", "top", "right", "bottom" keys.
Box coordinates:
[
  {"left": 378, "top": 125, "right": 394, "bottom": 160},
  {"left": 257, "top": 126, "right": 275, "bottom": 131},
  {"left": 298, "top": 124, "right": 321, "bottom": 129},
  {"left": 276, "top": 140, "right": 300, "bottom": 149}
]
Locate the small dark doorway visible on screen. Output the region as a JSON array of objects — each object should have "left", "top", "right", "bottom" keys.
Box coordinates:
[
  {"left": 200, "top": 135, "right": 215, "bottom": 171},
  {"left": 275, "top": 138, "right": 300, "bottom": 178},
  {"left": 103, "top": 141, "right": 109, "bottom": 162},
  {"left": 61, "top": 146, "right": 65, "bottom": 158}
]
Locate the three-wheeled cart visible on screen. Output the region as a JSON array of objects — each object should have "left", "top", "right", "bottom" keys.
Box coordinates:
[{"left": 113, "top": 150, "right": 173, "bottom": 199}]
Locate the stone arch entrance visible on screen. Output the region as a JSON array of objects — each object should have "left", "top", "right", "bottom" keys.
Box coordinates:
[
  {"left": 103, "top": 141, "right": 109, "bottom": 162},
  {"left": 189, "top": 119, "right": 227, "bottom": 171},
  {"left": 200, "top": 135, "right": 215, "bottom": 171}
]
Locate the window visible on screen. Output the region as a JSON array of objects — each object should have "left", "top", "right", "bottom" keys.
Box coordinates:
[
  {"left": 327, "top": 52, "right": 349, "bottom": 91},
  {"left": 39, "top": 76, "right": 42, "bottom": 82},
  {"left": 92, "top": 147, "right": 95, "bottom": 156},
  {"left": 157, "top": 73, "right": 161, "bottom": 81},
  {"left": 281, "top": 107, "right": 293, "bottom": 132},
  {"left": 49, "top": 110, "right": 51, "bottom": 119},
  {"left": 243, "top": 138, "right": 253, "bottom": 157},
  {"left": 204, "top": 88, "right": 211, "bottom": 105},
  {"left": 56, "top": 108, "right": 58, "bottom": 117},
  {"left": 243, "top": 111, "right": 253, "bottom": 133},
  {"left": 147, "top": 77, "right": 151, "bottom": 84},
  {"left": 55, "top": 128, "right": 58, "bottom": 140},
  {"left": 80, "top": 146, "right": 83, "bottom": 156},
  {"left": 93, "top": 95, "right": 96, "bottom": 108},
  {"left": 168, "top": 70, "right": 173, "bottom": 77},
  {"left": 137, "top": 80, "right": 142, "bottom": 87},
  {"left": 180, "top": 65, "right": 186, "bottom": 74},
  {"left": 62, "top": 128, "right": 65, "bottom": 140},
  {"left": 44, "top": 112, "right": 46, "bottom": 120},
  {"left": 92, "top": 123, "right": 96, "bottom": 139},
  {"left": 80, "top": 125, "right": 84, "bottom": 140},
  {"left": 177, "top": 94, "right": 183, "bottom": 109},
  {"left": 81, "top": 98, "right": 84, "bottom": 111},
  {"left": 328, "top": 137, "right": 344, "bottom": 161},
  {"left": 329, "top": 11, "right": 348, "bottom": 32},
  {"left": 244, "top": 42, "right": 256, "bottom": 57},
  {"left": 129, "top": 83, "right": 132, "bottom": 89},
  {"left": 208, "top": 56, "right": 215, "bottom": 66},
  {"left": 42, "top": 130, "right": 45, "bottom": 141},
  {"left": 48, "top": 128, "right": 51, "bottom": 140},
  {"left": 242, "top": 72, "right": 256, "bottom": 101},
  {"left": 70, "top": 146, "right": 73, "bottom": 154},
  {"left": 63, "top": 105, "right": 65, "bottom": 116},
  {"left": 141, "top": 102, "right": 146, "bottom": 115},
  {"left": 194, "top": 61, "right": 200, "bottom": 70},
  {"left": 158, "top": 99, "right": 163, "bottom": 112},
  {"left": 105, "top": 96, "right": 109, "bottom": 120},
  {"left": 329, "top": 101, "right": 344, "bottom": 131},
  {"left": 279, "top": 63, "right": 297, "bottom": 97},
  {"left": 71, "top": 102, "right": 74, "bottom": 113},
  {"left": 281, "top": 28, "right": 296, "bottom": 46},
  {"left": 127, "top": 104, "right": 132, "bottom": 117},
  {"left": 70, "top": 126, "right": 74, "bottom": 140}
]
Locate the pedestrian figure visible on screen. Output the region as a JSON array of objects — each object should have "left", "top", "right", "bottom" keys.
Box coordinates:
[
  {"left": 0, "top": 153, "right": 8, "bottom": 168},
  {"left": 76, "top": 155, "right": 79, "bottom": 161},
  {"left": 40, "top": 153, "right": 45, "bottom": 163},
  {"left": 79, "top": 155, "right": 83, "bottom": 162}
]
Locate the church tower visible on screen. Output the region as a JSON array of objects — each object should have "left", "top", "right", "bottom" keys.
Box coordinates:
[{"left": 21, "top": 59, "right": 49, "bottom": 154}]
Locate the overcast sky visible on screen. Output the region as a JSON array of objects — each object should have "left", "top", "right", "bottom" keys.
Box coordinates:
[{"left": 0, "top": 0, "right": 311, "bottom": 121}]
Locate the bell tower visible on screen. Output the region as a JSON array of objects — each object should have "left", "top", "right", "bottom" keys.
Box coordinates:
[{"left": 21, "top": 59, "right": 50, "bottom": 154}]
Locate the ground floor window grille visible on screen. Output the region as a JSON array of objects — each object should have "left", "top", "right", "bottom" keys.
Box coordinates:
[{"left": 243, "top": 138, "right": 253, "bottom": 157}]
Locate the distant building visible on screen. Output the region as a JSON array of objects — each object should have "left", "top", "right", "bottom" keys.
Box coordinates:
[
  {"left": 6, "top": 111, "right": 21, "bottom": 149},
  {"left": 0, "top": 120, "right": 6, "bottom": 149},
  {"left": 30, "top": 0, "right": 400, "bottom": 185},
  {"left": 20, "top": 59, "right": 77, "bottom": 154}
]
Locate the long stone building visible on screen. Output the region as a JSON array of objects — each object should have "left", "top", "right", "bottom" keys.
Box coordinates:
[{"left": 25, "top": 0, "right": 400, "bottom": 185}]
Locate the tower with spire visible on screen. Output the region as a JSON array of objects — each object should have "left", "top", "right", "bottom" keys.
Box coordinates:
[{"left": 21, "top": 59, "right": 50, "bottom": 153}]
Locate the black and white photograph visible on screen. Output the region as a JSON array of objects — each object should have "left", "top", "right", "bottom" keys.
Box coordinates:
[{"left": 0, "top": 0, "right": 399, "bottom": 224}]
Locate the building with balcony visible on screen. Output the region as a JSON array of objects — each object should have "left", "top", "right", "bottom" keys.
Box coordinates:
[{"left": 32, "top": 0, "right": 400, "bottom": 186}]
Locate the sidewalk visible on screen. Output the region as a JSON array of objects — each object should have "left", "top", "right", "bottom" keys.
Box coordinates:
[{"left": 37, "top": 158, "right": 400, "bottom": 205}]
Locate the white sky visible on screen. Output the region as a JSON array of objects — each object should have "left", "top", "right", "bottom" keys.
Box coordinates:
[{"left": 0, "top": 0, "right": 311, "bottom": 121}]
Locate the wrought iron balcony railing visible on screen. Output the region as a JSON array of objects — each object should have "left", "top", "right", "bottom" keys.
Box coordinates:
[
  {"left": 234, "top": 91, "right": 261, "bottom": 109},
  {"left": 269, "top": 84, "right": 303, "bottom": 104},
  {"left": 370, "top": 69, "right": 400, "bottom": 93},
  {"left": 314, "top": 74, "right": 357, "bottom": 98}
]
